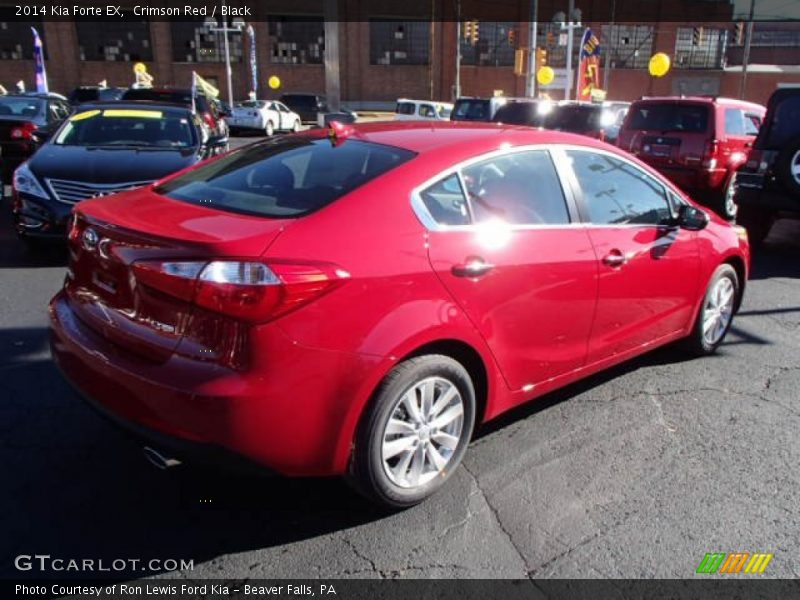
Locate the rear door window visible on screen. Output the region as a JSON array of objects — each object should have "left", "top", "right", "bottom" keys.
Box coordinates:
[
  {"left": 396, "top": 102, "right": 416, "bottom": 115},
  {"left": 627, "top": 103, "right": 709, "bottom": 133},
  {"left": 155, "top": 138, "right": 415, "bottom": 218},
  {"left": 452, "top": 100, "right": 490, "bottom": 121},
  {"left": 418, "top": 174, "right": 470, "bottom": 226}
]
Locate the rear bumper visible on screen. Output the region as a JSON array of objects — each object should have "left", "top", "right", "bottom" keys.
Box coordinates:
[
  {"left": 49, "top": 290, "right": 380, "bottom": 477},
  {"left": 736, "top": 173, "right": 800, "bottom": 213},
  {"left": 636, "top": 158, "right": 728, "bottom": 195}
]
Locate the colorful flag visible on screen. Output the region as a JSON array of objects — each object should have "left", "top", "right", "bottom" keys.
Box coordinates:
[
  {"left": 577, "top": 28, "right": 601, "bottom": 101},
  {"left": 31, "top": 27, "right": 48, "bottom": 93},
  {"left": 247, "top": 25, "right": 258, "bottom": 97}
]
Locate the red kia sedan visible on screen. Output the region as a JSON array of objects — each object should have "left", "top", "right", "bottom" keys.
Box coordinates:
[{"left": 50, "top": 122, "right": 750, "bottom": 508}]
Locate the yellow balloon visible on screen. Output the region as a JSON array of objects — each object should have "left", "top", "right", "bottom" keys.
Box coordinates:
[
  {"left": 648, "top": 53, "right": 671, "bottom": 78},
  {"left": 537, "top": 66, "right": 555, "bottom": 86},
  {"left": 133, "top": 62, "right": 147, "bottom": 74},
  {"left": 268, "top": 76, "right": 281, "bottom": 90}
]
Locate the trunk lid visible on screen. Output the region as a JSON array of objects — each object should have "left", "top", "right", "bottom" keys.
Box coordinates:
[{"left": 65, "top": 187, "right": 290, "bottom": 361}]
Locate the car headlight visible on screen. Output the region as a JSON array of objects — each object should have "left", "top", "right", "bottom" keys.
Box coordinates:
[{"left": 13, "top": 163, "right": 48, "bottom": 199}]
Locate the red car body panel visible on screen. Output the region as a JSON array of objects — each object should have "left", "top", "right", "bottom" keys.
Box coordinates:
[{"left": 50, "top": 122, "right": 749, "bottom": 477}]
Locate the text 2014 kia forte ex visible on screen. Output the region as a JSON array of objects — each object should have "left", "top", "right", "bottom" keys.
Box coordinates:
[{"left": 50, "top": 122, "right": 750, "bottom": 508}]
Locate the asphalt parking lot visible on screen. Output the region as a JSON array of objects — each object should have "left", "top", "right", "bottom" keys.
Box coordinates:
[{"left": 1, "top": 133, "right": 799, "bottom": 580}]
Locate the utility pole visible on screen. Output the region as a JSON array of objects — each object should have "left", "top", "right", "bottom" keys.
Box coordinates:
[
  {"left": 739, "top": 0, "right": 756, "bottom": 100},
  {"left": 603, "top": 0, "right": 616, "bottom": 93},
  {"left": 455, "top": 0, "right": 461, "bottom": 99},
  {"left": 560, "top": 0, "right": 581, "bottom": 101},
  {"left": 526, "top": 0, "right": 538, "bottom": 97},
  {"left": 221, "top": 0, "right": 233, "bottom": 105}
]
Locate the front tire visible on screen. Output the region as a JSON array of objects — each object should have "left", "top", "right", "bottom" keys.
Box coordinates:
[
  {"left": 265, "top": 121, "right": 274, "bottom": 137},
  {"left": 349, "top": 355, "right": 476, "bottom": 509},
  {"left": 684, "top": 264, "right": 739, "bottom": 356},
  {"left": 292, "top": 120, "right": 301, "bottom": 133}
]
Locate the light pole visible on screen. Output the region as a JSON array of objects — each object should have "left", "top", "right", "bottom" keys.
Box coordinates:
[
  {"left": 206, "top": 2, "right": 245, "bottom": 105},
  {"left": 455, "top": 0, "right": 462, "bottom": 100},
  {"left": 553, "top": 2, "right": 582, "bottom": 101}
]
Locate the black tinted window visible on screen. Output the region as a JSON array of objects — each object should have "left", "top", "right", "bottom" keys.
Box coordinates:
[
  {"left": 492, "top": 102, "right": 546, "bottom": 126},
  {"left": 419, "top": 174, "right": 470, "bottom": 226},
  {"left": 567, "top": 150, "right": 671, "bottom": 226},
  {"left": 627, "top": 103, "right": 709, "bottom": 133},
  {"left": 0, "top": 97, "right": 44, "bottom": 117},
  {"left": 462, "top": 150, "right": 570, "bottom": 225},
  {"left": 396, "top": 102, "right": 415, "bottom": 115},
  {"left": 452, "top": 100, "right": 490, "bottom": 121},
  {"left": 546, "top": 105, "right": 602, "bottom": 132},
  {"left": 155, "top": 138, "right": 415, "bottom": 218}
]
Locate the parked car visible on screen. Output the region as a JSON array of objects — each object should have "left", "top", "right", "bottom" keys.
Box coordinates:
[
  {"left": 228, "top": 99, "right": 301, "bottom": 135},
  {"left": 67, "top": 86, "right": 126, "bottom": 105},
  {"left": 735, "top": 87, "right": 800, "bottom": 245},
  {"left": 450, "top": 96, "right": 508, "bottom": 122},
  {"left": 541, "top": 101, "right": 627, "bottom": 143},
  {"left": 490, "top": 98, "right": 551, "bottom": 127},
  {"left": 279, "top": 93, "right": 327, "bottom": 124},
  {"left": 121, "top": 87, "right": 229, "bottom": 141},
  {"left": 50, "top": 122, "right": 749, "bottom": 508},
  {"left": 0, "top": 93, "right": 71, "bottom": 190},
  {"left": 395, "top": 98, "right": 453, "bottom": 121},
  {"left": 617, "top": 96, "right": 766, "bottom": 220},
  {"left": 13, "top": 102, "right": 226, "bottom": 248}
]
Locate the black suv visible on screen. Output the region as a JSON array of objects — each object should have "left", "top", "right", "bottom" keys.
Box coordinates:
[{"left": 735, "top": 87, "right": 800, "bottom": 243}]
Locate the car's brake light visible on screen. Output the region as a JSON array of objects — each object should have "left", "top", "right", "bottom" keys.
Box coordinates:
[
  {"left": 11, "top": 122, "right": 37, "bottom": 140},
  {"left": 132, "top": 259, "right": 348, "bottom": 322},
  {"left": 702, "top": 139, "right": 719, "bottom": 169}
]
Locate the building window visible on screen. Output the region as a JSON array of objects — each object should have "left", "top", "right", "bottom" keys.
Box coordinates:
[
  {"left": 675, "top": 27, "right": 725, "bottom": 69},
  {"left": 461, "top": 21, "right": 514, "bottom": 67},
  {"left": 370, "top": 20, "right": 429, "bottom": 65},
  {"left": 171, "top": 19, "right": 243, "bottom": 63},
  {"left": 600, "top": 24, "right": 654, "bottom": 69},
  {"left": 268, "top": 16, "right": 324, "bottom": 64},
  {"left": 77, "top": 16, "right": 152, "bottom": 61},
  {"left": 0, "top": 19, "right": 45, "bottom": 60}
]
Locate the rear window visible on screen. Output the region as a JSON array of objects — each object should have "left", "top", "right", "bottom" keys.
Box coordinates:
[
  {"left": 122, "top": 89, "right": 193, "bottom": 105},
  {"left": 451, "top": 100, "right": 490, "bottom": 121},
  {"left": 281, "top": 95, "right": 317, "bottom": 108},
  {"left": 154, "top": 137, "right": 415, "bottom": 218},
  {"left": 492, "top": 103, "right": 546, "bottom": 126},
  {"left": 626, "top": 103, "right": 709, "bottom": 133},
  {"left": 0, "top": 97, "right": 44, "bottom": 117},
  {"left": 396, "top": 102, "right": 416, "bottom": 115},
  {"left": 546, "top": 105, "right": 602, "bottom": 132},
  {"left": 760, "top": 95, "right": 800, "bottom": 148}
]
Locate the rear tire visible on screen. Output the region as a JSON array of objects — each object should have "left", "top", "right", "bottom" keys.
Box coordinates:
[
  {"left": 716, "top": 172, "right": 738, "bottom": 221},
  {"left": 683, "top": 264, "right": 739, "bottom": 356},
  {"left": 292, "top": 120, "right": 301, "bottom": 133},
  {"left": 348, "top": 355, "right": 476, "bottom": 509}
]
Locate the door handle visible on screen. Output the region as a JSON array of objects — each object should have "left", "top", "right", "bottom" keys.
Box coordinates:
[
  {"left": 602, "top": 250, "right": 628, "bottom": 267},
  {"left": 452, "top": 257, "right": 494, "bottom": 278}
]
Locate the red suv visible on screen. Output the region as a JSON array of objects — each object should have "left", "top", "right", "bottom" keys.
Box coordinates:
[
  {"left": 617, "top": 96, "right": 765, "bottom": 220},
  {"left": 50, "top": 122, "right": 749, "bottom": 508}
]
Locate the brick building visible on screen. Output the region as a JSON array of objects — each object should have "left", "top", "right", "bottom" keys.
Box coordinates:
[{"left": 0, "top": 0, "right": 798, "bottom": 108}]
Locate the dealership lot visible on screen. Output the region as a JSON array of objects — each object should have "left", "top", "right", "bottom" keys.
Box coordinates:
[{"left": 1, "top": 133, "right": 799, "bottom": 579}]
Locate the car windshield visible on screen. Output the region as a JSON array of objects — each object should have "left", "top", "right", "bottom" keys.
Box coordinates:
[
  {"left": 154, "top": 137, "right": 415, "bottom": 218},
  {"left": 627, "top": 103, "right": 710, "bottom": 132},
  {"left": 546, "top": 105, "right": 602, "bottom": 132},
  {"left": 0, "top": 97, "right": 44, "bottom": 118},
  {"left": 53, "top": 109, "right": 196, "bottom": 148},
  {"left": 452, "top": 100, "right": 490, "bottom": 121}
]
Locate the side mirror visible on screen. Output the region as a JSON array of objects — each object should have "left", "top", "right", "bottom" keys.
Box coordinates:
[{"left": 676, "top": 204, "right": 709, "bottom": 231}]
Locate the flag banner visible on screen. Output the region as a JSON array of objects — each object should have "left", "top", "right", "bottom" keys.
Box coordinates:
[
  {"left": 31, "top": 27, "right": 48, "bottom": 93},
  {"left": 578, "top": 28, "right": 601, "bottom": 101},
  {"left": 193, "top": 72, "right": 220, "bottom": 98},
  {"left": 247, "top": 25, "right": 258, "bottom": 97}
]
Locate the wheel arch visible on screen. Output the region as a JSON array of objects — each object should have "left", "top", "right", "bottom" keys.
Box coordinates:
[{"left": 723, "top": 254, "right": 747, "bottom": 313}]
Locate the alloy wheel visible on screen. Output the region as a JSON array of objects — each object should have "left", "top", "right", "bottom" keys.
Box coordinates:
[
  {"left": 792, "top": 150, "right": 800, "bottom": 186},
  {"left": 702, "top": 276, "right": 735, "bottom": 346},
  {"left": 725, "top": 173, "right": 738, "bottom": 218},
  {"left": 381, "top": 377, "right": 464, "bottom": 489}
]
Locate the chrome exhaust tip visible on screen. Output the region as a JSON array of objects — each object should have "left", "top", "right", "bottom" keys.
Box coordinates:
[{"left": 143, "top": 446, "right": 182, "bottom": 470}]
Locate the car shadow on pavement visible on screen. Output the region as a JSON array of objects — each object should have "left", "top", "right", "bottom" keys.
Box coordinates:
[
  {"left": 0, "top": 203, "right": 68, "bottom": 269},
  {"left": 749, "top": 218, "right": 800, "bottom": 280}
]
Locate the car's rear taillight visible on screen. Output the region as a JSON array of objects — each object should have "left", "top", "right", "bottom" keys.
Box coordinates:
[
  {"left": 744, "top": 149, "right": 766, "bottom": 173},
  {"left": 702, "top": 139, "right": 719, "bottom": 169},
  {"left": 132, "top": 259, "right": 348, "bottom": 322},
  {"left": 11, "top": 121, "right": 36, "bottom": 140},
  {"left": 202, "top": 112, "right": 216, "bottom": 130}
]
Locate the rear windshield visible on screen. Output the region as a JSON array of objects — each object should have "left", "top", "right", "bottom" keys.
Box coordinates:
[
  {"left": 281, "top": 95, "right": 318, "bottom": 107},
  {"left": 627, "top": 103, "right": 710, "bottom": 133},
  {"left": 492, "top": 102, "right": 546, "bottom": 126},
  {"left": 0, "top": 97, "right": 44, "bottom": 117},
  {"left": 154, "top": 137, "right": 415, "bottom": 218},
  {"left": 546, "top": 105, "right": 602, "bottom": 132},
  {"left": 123, "top": 89, "right": 192, "bottom": 104},
  {"left": 451, "top": 100, "right": 490, "bottom": 121}
]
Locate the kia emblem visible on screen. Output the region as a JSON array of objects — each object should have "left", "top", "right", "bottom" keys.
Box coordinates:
[{"left": 82, "top": 228, "right": 99, "bottom": 251}]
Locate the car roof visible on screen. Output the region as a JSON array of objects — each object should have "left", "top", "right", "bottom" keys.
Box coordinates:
[
  {"left": 634, "top": 95, "right": 765, "bottom": 111},
  {"left": 73, "top": 101, "right": 194, "bottom": 115},
  {"left": 327, "top": 121, "right": 609, "bottom": 155},
  {"left": 1, "top": 93, "right": 60, "bottom": 100}
]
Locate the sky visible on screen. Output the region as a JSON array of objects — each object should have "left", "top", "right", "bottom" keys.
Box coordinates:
[{"left": 733, "top": 0, "right": 800, "bottom": 19}]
